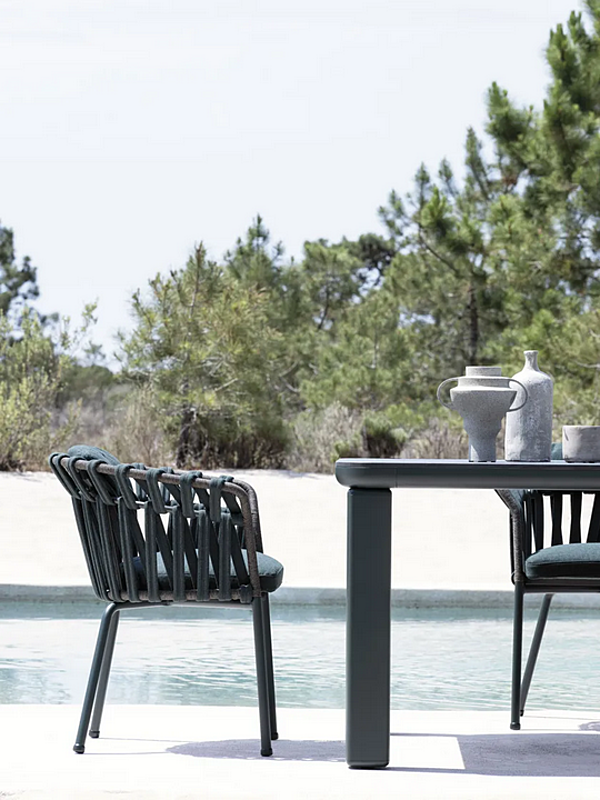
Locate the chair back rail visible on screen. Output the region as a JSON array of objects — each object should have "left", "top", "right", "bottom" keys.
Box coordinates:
[
  {"left": 49, "top": 455, "right": 263, "bottom": 604},
  {"left": 527, "top": 490, "right": 600, "bottom": 551},
  {"left": 497, "top": 488, "right": 600, "bottom": 580}
]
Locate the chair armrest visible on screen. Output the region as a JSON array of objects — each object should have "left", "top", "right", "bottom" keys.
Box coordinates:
[
  {"left": 495, "top": 489, "right": 525, "bottom": 518},
  {"left": 496, "top": 489, "right": 527, "bottom": 582}
]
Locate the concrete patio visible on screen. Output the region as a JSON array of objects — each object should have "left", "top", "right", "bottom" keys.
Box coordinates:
[{"left": 2, "top": 705, "right": 600, "bottom": 798}]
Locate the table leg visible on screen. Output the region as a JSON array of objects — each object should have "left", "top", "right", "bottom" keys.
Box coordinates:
[{"left": 346, "top": 487, "right": 392, "bottom": 768}]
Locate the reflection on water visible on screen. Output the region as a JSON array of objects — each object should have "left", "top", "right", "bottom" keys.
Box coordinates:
[{"left": 0, "top": 602, "right": 599, "bottom": 710}]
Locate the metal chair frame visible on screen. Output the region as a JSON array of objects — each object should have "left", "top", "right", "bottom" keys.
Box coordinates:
[
  {"left": 49, "top": 453, "right": 279, "bottom": 756},
  {"left": 497, "top": 487, "right": 600, "bottom": 730}
]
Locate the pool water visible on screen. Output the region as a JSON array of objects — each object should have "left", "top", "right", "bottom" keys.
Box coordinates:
[{"left": 1, "top": 602, "right": 599, "bottom": 711}]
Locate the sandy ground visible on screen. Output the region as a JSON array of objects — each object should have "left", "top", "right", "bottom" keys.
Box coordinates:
[{"left": 0, "top": 469, "right": 513, "bottom": 593}]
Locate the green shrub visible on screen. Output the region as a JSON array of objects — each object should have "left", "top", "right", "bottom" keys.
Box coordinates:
[
  {"left": 0, "top": 310, "right": 77, "bottom": 469},
  {"left": 287, "top": 403, "right": 364, "bottom": 472},
  {"left": 102, "top": 384, "right": 172, "bottom": 466},
  {"left": 402, "top": 417, "right": 468, "bottom": 459},
  {"left": 361, "top": 412, "right": 408, "bottom": 458}
]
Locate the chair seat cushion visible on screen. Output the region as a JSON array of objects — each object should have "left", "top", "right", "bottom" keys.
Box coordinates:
[
  {"left": 525, "top": 543, "right": 600, "bottom": 579},
  {"left": 133, "top": 550, "right": 284, "bottom": 594}
]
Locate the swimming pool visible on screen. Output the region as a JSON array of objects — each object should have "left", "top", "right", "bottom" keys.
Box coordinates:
[{"left": 1, "top": 602, "right": 599, "bottom": 711}]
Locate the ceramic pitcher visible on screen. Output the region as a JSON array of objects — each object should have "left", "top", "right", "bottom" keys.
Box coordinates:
[{"left": 437, "top": 366, "right": 528, "bottom": 462}]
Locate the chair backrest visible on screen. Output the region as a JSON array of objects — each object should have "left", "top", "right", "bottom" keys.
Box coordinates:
[
  {"left": 516, "top": 444, "right": 600, "bottom": 556},
  {"left": 49, "top": 451, "right": 264, "bottom": 605},
  {"left": 522, "top": 490, "right": 600, "bottom": 558},
  {"left": 496, "top": 441, "right": 600, "bottom": 577},
  {"left": 497, "top": 486, "right": 600, "bottom": 579}
]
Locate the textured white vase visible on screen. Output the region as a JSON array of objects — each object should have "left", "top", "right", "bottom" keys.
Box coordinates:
[{"left": 504, "top": 351, "right": 553, "bottom": 462}]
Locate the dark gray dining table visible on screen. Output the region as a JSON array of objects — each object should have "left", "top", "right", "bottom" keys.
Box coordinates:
[{"left": 334, "top": 457, "right": 600, "bottom": 769}]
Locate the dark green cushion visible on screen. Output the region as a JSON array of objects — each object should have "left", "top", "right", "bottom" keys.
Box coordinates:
[
  {"left": 67, "top": 445, "right": 120, "bottom": 465},
  {"left": 525, "top": 543, "right": 600, "bottom": 579},
  {"left": 133, "top": 550, "right": 284, "bottom": 594}
]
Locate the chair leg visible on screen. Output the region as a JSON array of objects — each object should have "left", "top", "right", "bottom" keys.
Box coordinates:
[
  {"left": 519, "top": 593, "right": 553, "bottom": 719},
  {"left": 89, "top": 608, "right": 120, "bottom": 739},
  {"left": 74, "top": 603, "right": 120, "bottom": 754},
  {"left": 260, "top": 594, "right": 278, "bottom": 740},
  {"left": 252, "top": 598, "right": 273, "bottom": 756},
  {"left": 511, "top": 583, "right": 524, "bottom": 730}
]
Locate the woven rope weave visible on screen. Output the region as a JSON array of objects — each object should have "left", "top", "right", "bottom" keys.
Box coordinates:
[{"left": 49, "top": 454, "right": 265, "bottom": 604}]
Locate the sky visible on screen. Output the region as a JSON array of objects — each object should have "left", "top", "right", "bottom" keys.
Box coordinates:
[{"left": 0, "top": 0, "right": 584, "bottom": 364}]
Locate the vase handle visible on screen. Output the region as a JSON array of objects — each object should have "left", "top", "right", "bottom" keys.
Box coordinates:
[
  {"left": 437, "top": 377, "right": 461, "bottom": 410},
  {"left": 506, "top": 379, "right": 528, "bottom": 412}
]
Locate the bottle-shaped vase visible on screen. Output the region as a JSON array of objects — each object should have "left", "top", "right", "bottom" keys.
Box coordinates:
[{"left": 504, "top": 350, "right": 553, "bottom": 462}]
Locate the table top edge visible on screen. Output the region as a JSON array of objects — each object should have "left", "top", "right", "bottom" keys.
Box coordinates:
[{"left": 334, "top": 458, "right": 600, "bottom": 490}]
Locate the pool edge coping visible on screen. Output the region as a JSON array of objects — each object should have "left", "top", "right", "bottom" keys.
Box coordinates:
[{"left": 2, "top": 583, "right": 600, "bottom": 609}]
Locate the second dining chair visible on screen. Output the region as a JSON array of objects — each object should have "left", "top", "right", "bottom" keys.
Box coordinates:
[
  {"left": 49, "top": 444, "right": 284, "bottom": 757},
  {"left": 496, "top": 445, "right": 600, "bottom": 730}
]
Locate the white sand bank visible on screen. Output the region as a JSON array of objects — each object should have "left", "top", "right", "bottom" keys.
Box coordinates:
[{"left": 0, "top": 469, "right": 512, "bottom": 593}]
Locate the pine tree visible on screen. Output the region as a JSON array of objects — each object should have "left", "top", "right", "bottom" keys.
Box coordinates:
[
  {"left": 119, "top": 245, "right": 289, "bottom": 467},
  {"left": 0, "top": 222, "right": 39, "bottom": 319}
]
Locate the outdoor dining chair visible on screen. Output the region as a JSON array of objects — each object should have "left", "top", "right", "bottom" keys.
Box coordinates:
[
  {"left": 496, "top": 444, "right": 600, "bottom": 730},
  {"left": 49, "top": 445, "right": 284, "bottom": 757}
]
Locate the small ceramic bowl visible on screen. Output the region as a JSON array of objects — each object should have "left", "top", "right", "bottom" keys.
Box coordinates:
[{"left": 562, "top": 426, "right": 600, "bottom": 462}]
